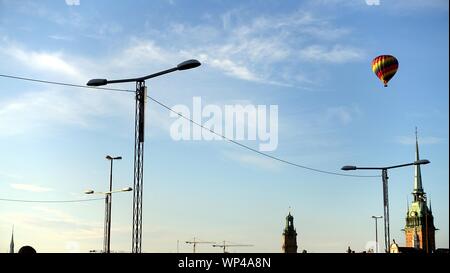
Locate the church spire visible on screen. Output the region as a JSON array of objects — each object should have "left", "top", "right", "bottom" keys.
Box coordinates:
[
  {"left": 413, "top": 127, "right": 424, "bottom": 200},
  {"left": 429, "top": 198, "right": 432, "bottom": 214},
  {"left": 10, "top": 225, "right": 14, "bottom": 254}
]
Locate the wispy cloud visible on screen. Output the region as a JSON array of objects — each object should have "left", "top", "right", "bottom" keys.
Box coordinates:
[
  {"left": 0, "top": 38, "right": 85, "bottom": 82},
  {"left": 4, "top": 206, "right": 105, "bottom": 241},
  {"left": 395, "top": 136, "right": 445, "bottom": 145},
  {"left": 166, "top": 9, "right": 364, "bottom": 87},
  {"left": 385, "top": 0, "right": 449, "bottom": 11},
  {"left": 10, "top": 183, "right": 53, "bottom": 192},
  {"left": 110, "top": 38, "right": 174, "bottom": 71},
  {"left": 0, "top": 88, "right": 132, "bottom": 137},
  {"left": 48, "top": 35, "right": 73, "bottom": 41},
  {"left": 312, "top": 0, "right": 448, "bottom": 10},
  {"left": 299, "top": 45, "right": 364, "bottom": 63},
  {"left": 209, "top": 58, "right": 261, "bottom": 82},
  {"left": 12, "top": 2, "right": 123, "bottom": 38}
]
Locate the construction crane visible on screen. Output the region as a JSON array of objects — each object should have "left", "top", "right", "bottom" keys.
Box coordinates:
[
  {"left": 185, "top": 237, "right": 216, "bottom": 253},
  {"left": 212, "top": 241, "right": 253, "bottom": 253}
]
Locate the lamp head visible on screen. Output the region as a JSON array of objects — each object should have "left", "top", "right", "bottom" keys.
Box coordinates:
[
  {"left": 414, "top": 159, "right": 430, "bottom": 165},
  {"left": 122, "top": 187, "right": 133, "bottom": 192},
  {"left": 87, "top": 79, "right": 108, "bottom": 86},
  {"left": 177, "top": 59, "right": 201, "bottom": 71},
  {"left": 341, "top": 165, "right": 357, "bottom": 171}
]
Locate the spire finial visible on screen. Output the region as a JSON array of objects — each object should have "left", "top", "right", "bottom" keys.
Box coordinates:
[{"left": 415, "top": 127, "right": 420, "bottom": 160}]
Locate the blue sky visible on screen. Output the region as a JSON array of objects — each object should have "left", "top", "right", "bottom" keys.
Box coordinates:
[{"left": 0, "top": 0, "right": 448, "bottom": 253}]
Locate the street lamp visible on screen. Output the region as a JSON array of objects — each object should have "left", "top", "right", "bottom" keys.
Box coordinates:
[
  {"left": 105, "top": 155, "right": 122, "bottom": 254},
  {"left": 342, "top": 159, "right": 430, "bottom": 253},
  {"left": 85, "top": 186, "right": 132, "bottom": 253},
  {"left": 371, "top": 216, "right": 382, "bottom": 253},
  {"left": 87, "top": 59, "right": 201, "bottom": 253},
  {"left": 85, "top": 155, "right": 130, "bottom": 253}
]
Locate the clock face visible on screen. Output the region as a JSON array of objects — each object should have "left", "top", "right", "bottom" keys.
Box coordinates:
[{"left": 410, "top": 211, "right": 417, "bottom": 217}]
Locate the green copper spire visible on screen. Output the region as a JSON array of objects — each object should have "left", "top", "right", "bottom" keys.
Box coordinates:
[{"left": 413, "top": 127, "right": 424, "bottom": 200}]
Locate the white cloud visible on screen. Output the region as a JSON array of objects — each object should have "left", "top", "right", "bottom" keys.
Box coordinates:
[
  {"left": 299, "top": 45, "right": 364, "bottom": 63},
  {"left": 4, "top": 206, "right": 105, "bottom": 241},
  {"left": 0, "top": 37, "right": 174, "bottom": 138},
  {"left": 0, "top": 88, "right": 132, "bottom": 137},
  {"left": 65, "top": 0, "right": 80, "bottom": 6},
  {"left": 113, "top": 39, "right": 172, "bottom": 68},
  {"left": 387, "top": 0, "right": 448, "bottom": 11},
  {"left": 169, "top": 10, "right": 364, "bottom": 86},
  {"left": 10, "top": 183, "right": 53, "bottom": 192},
  {"left": 395, "top": 136, "right": 445, "bottom": 145},
  {"left": 312, "top": 0, "right": 448, "bottom": 11},
  {"left": 48, "top": 35, "right": 74, "bottom": 41},
  {"left": 0, "top": 39, "right": 85, "bottom": 82},
  {"left": 209, "top": 58, "right": 260, "bottom": 82}
]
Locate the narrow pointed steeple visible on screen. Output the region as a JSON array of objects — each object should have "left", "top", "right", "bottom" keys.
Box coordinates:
[
  {"left": 429, "top": 198, "right": 432, "bottom": 214},
  {"left": 413, "top": 127, "right": 424, "bottom": 200},
  {"left": 10, "top": 225, "right": 14, "bottom": 254}
]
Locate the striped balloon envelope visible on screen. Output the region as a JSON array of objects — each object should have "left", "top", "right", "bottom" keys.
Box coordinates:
[{"left": 371, "top": 55, "right": 399, "bottom": 87}]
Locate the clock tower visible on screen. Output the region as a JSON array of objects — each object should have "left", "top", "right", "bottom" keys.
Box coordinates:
[
  {"left": 404, "top": 129, "right": 436, "bottom": 253},
  {"left": 282, "top": 211, "right": 298, "bottom": 253}
]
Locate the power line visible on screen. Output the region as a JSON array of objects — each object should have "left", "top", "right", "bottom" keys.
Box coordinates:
[
  {"left": 0, "top": 197, "right": 104, "bottom": 203},
  {"left": 0, "top": 74, "right": 134, "bottom": 93},
  {"left": 0, "top": 73, "right": 379, "bottom": 178},
  {"left": 148, "top": 96, "right": 378, "bottom": 178}
]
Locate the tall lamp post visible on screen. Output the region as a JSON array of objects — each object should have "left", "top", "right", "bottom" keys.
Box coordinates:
[
  {"left": 105, "top": 155, "right": 122, "bottom": 253},
  {"left": 342, "top": 159, "right": 430, "bottom": 253},
  {"left": 87, "top": 59, "right": 201, "bottom": 253},
  {"left": 371, "top": 216, "right": 382, "bottom": 253},
  {"left": 85, "top": 186, "right": 132, "bottom": 253},
  {"left": 85, "top": 155, "right": 131, "bottom": 253}
]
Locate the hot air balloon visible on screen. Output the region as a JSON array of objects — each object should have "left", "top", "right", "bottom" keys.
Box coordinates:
[{"left": 371, "top": 55, "right": 398, "bottom": 87}]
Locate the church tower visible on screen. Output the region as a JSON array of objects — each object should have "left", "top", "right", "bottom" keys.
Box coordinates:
[
  {"left": 282, "top": 211, "right": 298, "bottom": 253},
  {"left": 9, "top": 225, "right": 14, "bottom": 254},
  {"left": 404, "top": 129, "right": 436, "bottom": 253}
]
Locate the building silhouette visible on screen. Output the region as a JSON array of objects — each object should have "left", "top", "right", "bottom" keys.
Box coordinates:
[
  {"left": 404, "top": 130, "right": 436, "bottom": 253},
  {"left": 282, "top": 211, "right": 298, "bottom": 253}
]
